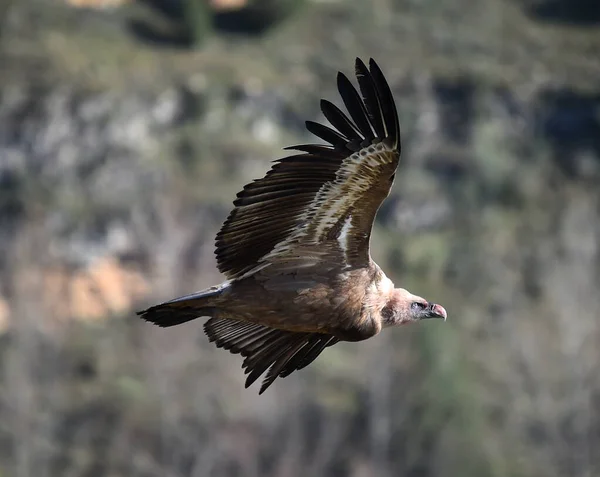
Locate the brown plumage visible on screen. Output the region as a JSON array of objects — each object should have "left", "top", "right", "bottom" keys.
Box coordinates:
[{"left": 137, "top": 58, "right": 447, "bottom": 394}]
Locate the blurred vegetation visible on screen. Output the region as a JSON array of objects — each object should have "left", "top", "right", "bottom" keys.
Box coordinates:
[{"left": 0, "top": 0, "right": 599, "bottom": 476}]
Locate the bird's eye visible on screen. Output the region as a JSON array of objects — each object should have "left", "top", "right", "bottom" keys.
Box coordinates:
[{"left": 411, "top": 302, "right": 426, "bottom": 312}]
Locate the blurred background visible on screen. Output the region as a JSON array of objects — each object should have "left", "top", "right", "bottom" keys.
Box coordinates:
[{"left": 1, "top": 0, "right": 600, "bottom": 476}]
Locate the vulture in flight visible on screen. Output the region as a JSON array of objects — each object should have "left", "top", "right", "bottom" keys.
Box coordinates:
[{"left": 138, "top": 58, "right": 447, "bottom": 394}]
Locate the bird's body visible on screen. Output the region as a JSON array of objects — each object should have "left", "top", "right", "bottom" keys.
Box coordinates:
[
  {"left": 138, "top": 58, "right": 447, "bottom": 393},
  {"left": 152, "top": 264, "right": 394, "bottom": 337}
]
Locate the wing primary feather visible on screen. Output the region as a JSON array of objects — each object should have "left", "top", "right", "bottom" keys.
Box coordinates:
[
  {"left": 259, "top": 339, "right": 311, "bottom": 394},
  {"left": 224, "top": 328, "right": 277, "bottom": 352},
  {"left": 280, "top": 336, "right": 339, "bottom": 377},
  {"left": 238, "top": 177, "right": 332, "bottom": 193},
  {"left": 305, "top": 120, "right": 349, "bottom": 149},
  {"left": 277, "top": 336, "right": 322, "bottom": 378},
  {"left": 283, "top": 144, "right": 346, "bottom": 158},
  {"left": 242, "top": 332, "right": 298, "bottom": 371},
  {"left": 273, "top": 152, "right": 344, "bottom": 163},
  {"left": 336, "top": 72, "right": 375, "bottom": 143},
  {"left": 355, "top": 58, "right": 386, "bottom": 139},
  {"left": 236, "top": 330, "right": 283, "bottom": 355},
  {"left": 203, "top": 319, "right": 340, "bottom": 393},
  {"left": 243, "top": 334, "right": 306, "bottom": 388},
  {"left": 369, "top": 58, "right": 400, "bottom": 149},
  {"left": 221, "top": 329, "right": 274, "bottom": 353},
  {"left": 320, "top": 99, "right": 363, "bottom": 143}
]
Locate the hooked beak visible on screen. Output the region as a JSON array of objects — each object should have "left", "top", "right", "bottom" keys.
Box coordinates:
[{"left": 424, "top": 303, "right": 447, "bottom": 321}]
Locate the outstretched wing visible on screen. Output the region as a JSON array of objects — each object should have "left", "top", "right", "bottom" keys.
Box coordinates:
[
  {"left": 204, "top": 317, "right": 339, "bottom": 394},
  {"left": 215, "top": 58, "right": 401, "bottom": 280}
]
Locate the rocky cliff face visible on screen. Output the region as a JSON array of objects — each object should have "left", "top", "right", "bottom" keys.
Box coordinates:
[
  {"left": 0, "top": 82, "right": 206, "bottom": 324},
  {"left": 3, "top": 70, "right": 599, "bottom": 328}
]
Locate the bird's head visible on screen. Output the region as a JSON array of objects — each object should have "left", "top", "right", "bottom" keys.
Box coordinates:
[{"left": 382, "top": 288, "right": 447, "bottom": 326}]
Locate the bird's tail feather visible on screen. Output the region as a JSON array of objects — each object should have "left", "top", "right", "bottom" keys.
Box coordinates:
[{"left": 136, "top": 283, "right": 228, "bottom": 327}]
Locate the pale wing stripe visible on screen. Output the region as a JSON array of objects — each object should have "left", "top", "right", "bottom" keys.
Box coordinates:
[
  {"left": 310, "top": 145, "right": 394, "bottom": 239},
  {"left": 337, "top": 215, "right": 354, "bottom": 261},
  {"left": 258, "top": 142, "right": 395, "bottom": 267}
]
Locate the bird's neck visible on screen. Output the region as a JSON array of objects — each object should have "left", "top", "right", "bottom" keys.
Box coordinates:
[{"left": 381, "top": 288, "right": 414, "bottom": 327}]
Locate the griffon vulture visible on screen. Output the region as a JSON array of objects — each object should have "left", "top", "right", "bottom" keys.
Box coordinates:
[{"left": 138, "top": 58, "right": 447, "bottom": 394}]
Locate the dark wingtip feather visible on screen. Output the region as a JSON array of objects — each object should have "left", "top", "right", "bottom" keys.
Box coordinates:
[
  {"left": 355, "top": 57, "right": 368, "bottom": 73},
  {"left": 305, "top": 120, "right": 349, "bottom": 149},
  {"left": 368, "top": 58, "right": 400, "bottom": 150},
  {"left": 353, "top": 57, "right": 386, "bottom": 140},
  {"left": 320, "top": 99, "right": 363, "bottom": 144},
  {"left": 282, "top": 144, "right": 346, "bottom": 158},
  {"left": 336, "top": 71, "right": 375, "bottom": 143},
  {"left": 203, "top": 318, "right": 338, "bottom": 394},
  {"left": 301, "top": 58, "right": 399, "bottom": 153}
]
